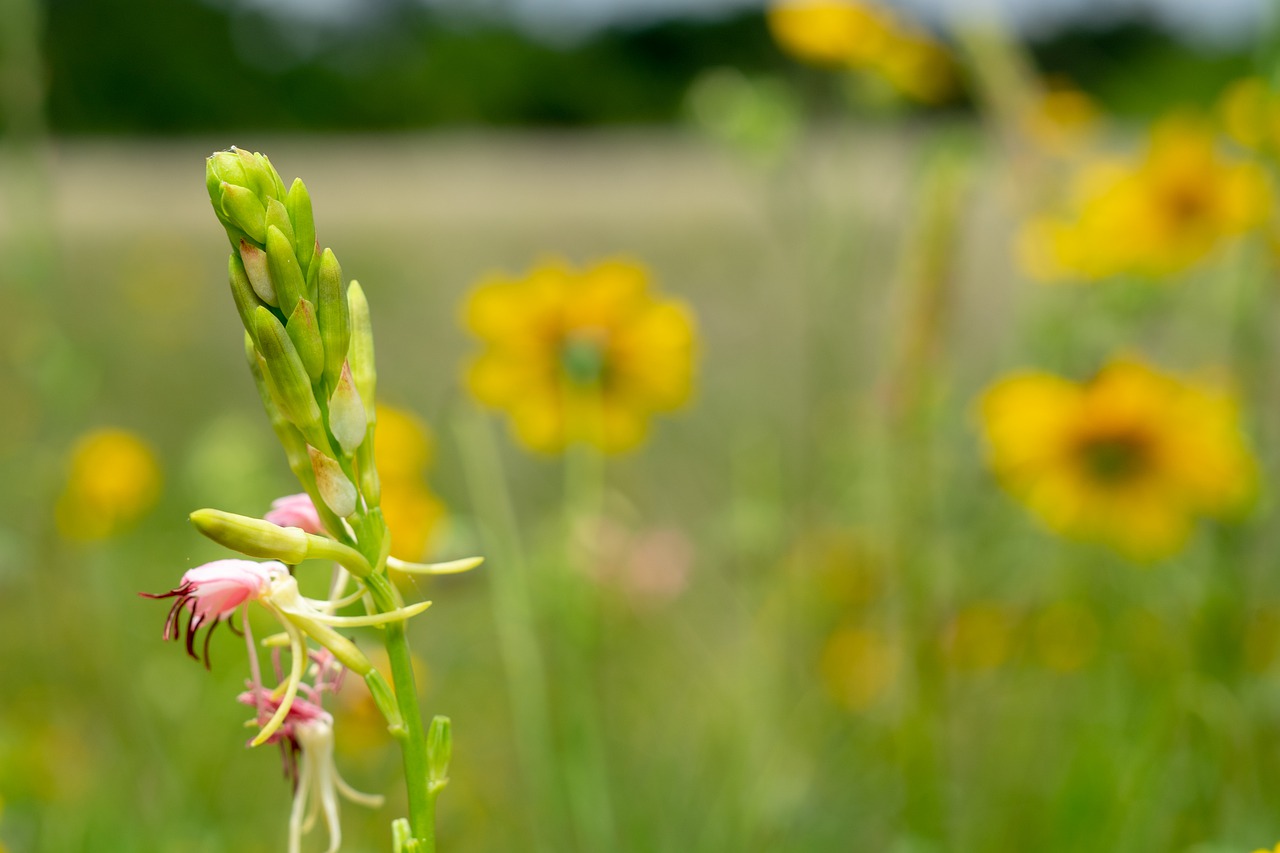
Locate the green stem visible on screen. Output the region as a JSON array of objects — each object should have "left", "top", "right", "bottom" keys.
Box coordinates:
[{"left": 365, "top": 546, "right": 436, "bottom": 850}]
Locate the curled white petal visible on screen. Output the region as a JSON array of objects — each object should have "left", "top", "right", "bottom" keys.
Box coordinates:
[{"left": 387, "top": 555, "right": 484, "bottom": 575}]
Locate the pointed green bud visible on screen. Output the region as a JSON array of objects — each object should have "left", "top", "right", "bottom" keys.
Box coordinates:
[
  {"left": 259, "top": 153, "right": 289, "bottom": 201},
  {"left": 286, "top": 298, "right": 325, "bottom": 383},
  {"left": 266, "top": 224, "right": 306, "bottom": 314},
  {"left": 286, "top": 178, "right": 316, "bottom": 272},
  {"left": 254, "top": 306, "right": 328, "bottom": 451},
  {"left": 309, "top": 446, "right": 358, "bottom": 517},
  {"left": 329, "top": 362, "right": 367, "bottom": 456},
  {"left": 235, "top": 148, "right": 277, "bottom": 202},
  {"left": 229, "top": 254, "right": 268, "bottom": 339},
  {"left": 364, "top": 670, "right": 406, "bottom": 735},
  {"left": 219, "top": 183, "right": 267, "bottom": 244},
  {"left": 207, "top": 150, "right": 248, "bottom": 192},
  {"left": 190, "top": 508, "right": 309, "bottom": 564},
  {"left": 317, "top": 248, "right": 350, "bottom": 387},
  {"left": 265, "top": 197, "right": 295, "bottom": 249},
  {"left": 347, "top": 280, "right": 377, "bottom": 422},
  {"left": 427, "top": 715, "right": 452, "bottom": 789},
  {"left": 238, "top": 240, "right": 275, "bottom": 306}
]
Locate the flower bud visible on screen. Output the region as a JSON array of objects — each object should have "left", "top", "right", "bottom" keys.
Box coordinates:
[
  {"left": 254, "top": 306, "right": 329, "bottom": 452},
  {"left": 266, "top": 197, "right": 295, "bottom": 251},
  {"left": 329, "top": 362, "right": 367, "bottom": 456},
  {"left": 427, "top": 715, "right": 452, "bottom": 787},
  {"left": 316, "top": 249, "right": 350, "bottom": 388},
  {"left": 309, "top": 446, "right": 358, "bottom": 517},
  {"left": 286, "top": 178, "right": 316, "bottom": 273},
  {"left": 219, "top": 183, "right": 267, "bottom": 244},
  {"left": 207, "top": 150, "right": 248, "bottom": 193},
  {"left": 190, "top": 507, "right": 309, "bottom": 564},
  {"left": 347, "top": 280, "right": 377, "bottom": 423},
  {"left": 286, "top": 298, "right": 325, "bottom": 383},
  {"left": 229, "top": 254, "right": 268, "bottom": 339},
  {"left": 266, "top": 224, "right": 307, "bottom": 315},
  {"left": 235, "top": 146, "right": 277, "bottom": 201},
  {"left": 238, "top": 240, "right": 276, "bottom": 306}
]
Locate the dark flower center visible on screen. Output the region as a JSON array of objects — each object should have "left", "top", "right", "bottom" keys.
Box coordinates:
[
  {"left": 1078, "top": 432, "right": 1150, "bottom": 484},
  {"left": 560, "top": 332, "right": 608, "bottom": 387}
]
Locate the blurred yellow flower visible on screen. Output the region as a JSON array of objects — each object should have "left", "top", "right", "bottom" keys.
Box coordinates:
[
  {"left": 1021, "top": 117, "right": 1269, "bottom": 280},
  {"left": 942, "top": 602, "right": 1015, "bottom": 671},
  {"left": 1219, "top": 76, "right": 1280, "bottom": 154},
  {"left": 55, "top": 428, "right": 162, "bottom": 540},
  {"left": 1020, "top": 79, "right": 1100, "bottom": 156},
  {"left": 463, "top": 257, "right": 696, "bottom": 454},
  {"left": 820, "top": 624, "right": 900, "bottom": 710},
  {"left": 1251, "top": 845, "right": 1280, "bottom": 853},
  {"left": 766, "top": 0, "right": 954, "bottom": 103},
  {"left": 979, "top": 357, "right": 1255, "bottom": 559},
  {"left": 1033, "top": 602, "right": 1099, "bottom": 673},
  {"left": 374, "top": 405, "right": 445, "bottom": 562}
]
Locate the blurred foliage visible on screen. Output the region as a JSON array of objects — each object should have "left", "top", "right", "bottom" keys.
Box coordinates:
[{"left": 29, "top": 0, "right": 1261, "bottom": 133}]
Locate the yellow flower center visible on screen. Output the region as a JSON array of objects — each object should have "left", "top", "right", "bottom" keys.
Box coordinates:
[
  {"left": 1077, "top": 432, "right": 1150, "bottom": 485},
  {"left": 1161, "top": 179, "right": 1211, "bottom": 226}
]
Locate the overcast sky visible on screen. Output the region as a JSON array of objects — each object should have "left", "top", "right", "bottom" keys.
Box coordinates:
[{"left": 236, "top": 0, "right": 1271, "bottom": 46}]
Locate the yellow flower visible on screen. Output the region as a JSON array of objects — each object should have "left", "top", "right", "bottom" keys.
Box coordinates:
[
  {"left": 767, "top": 0, "right": 895, "bottom": 68},
  {"left": 819, "top": 624, "right": 900, "bottom": 711},
  {"left": 979, "top": 357, "right": 1255, "bottom": 560},
  {"left": 55, "top": 428, "right": 162, "bottom": 540},
  {"left": 1020, "top": 79, "right": 1100, "bottom": 156},
  {"left": 1021, "top": 117, "right": 1270, "bottom": 280},
  {"left": 463, "top": 258, "right": 696, "bottom": 454},
  {"left": 374, "top": 405, "right": 445, "bottom": 562},
  {"left": 767, "top": 0, "right": 954, "bottom": 103},
  {"left": 1219, "top": 76, "right": 1280, "bottom": 154}
]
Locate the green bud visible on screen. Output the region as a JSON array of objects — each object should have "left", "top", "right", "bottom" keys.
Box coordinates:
[
  {"left": 254, "top": 306, "right": 329, "bottom": 451},
  {"left": 427, "top": 715, "right": 452, "bottom": 787},
  {"left": 347, "top": 280, "right": 377, "bottom": 422},
  {"left": 286, "top": 178, "right": 316, "bottom": 273},
  {"left": 207, "top": 150, "right": 248, "bottom": 192},
  {"left": 235, "top": 148, "right": 277, "bottom": 202},
  {"left": 309, "top": 446, "right": 358, "bottom": 517},
  {"left": 266, "top": 197, "right": 295, "bottom": 250},
  {"left": 266, "top": 225, "right": 306, "bottom": 314},
  {"left": 229, "top": 255, "right": 268, "bottom": 340},
  {"left": 238, "top": 240, "right": 275, "bottom": 306},
  {"left": 364, "top": 670, "right": 406, "bottom": 735},
  {"left": 286, "top": 298, "right": 325, "bottom": 383},
  {"left": 259, "top": 153, "right": 289, "bottom": 201},
  {"left": 190, "top": 508, "right": 309, "bottom": 564},
  {"left": 329, "top": 362, "right": 367, "bottom": 456},
  {"left": 219, "top": 183, "right": 267, "bottom": 244},
  {"left": 316, "top": 249, "right": 350, "bottom": 387}
]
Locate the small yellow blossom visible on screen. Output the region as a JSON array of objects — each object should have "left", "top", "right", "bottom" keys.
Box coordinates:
[
  {"left": 1021, "top": 117, "right": 1270, "bottom": 280},
  {"left": 820, "top": 624, "right": 900, "bottom": 710},
  {"left": 374, "top": 405, "right": 445, "bottom": 562},
  {"left": 1251, "top": 845, "right": 1280, "bottom": 853},
  {"left": 979, "top": 356, "right": 1255, "bottom": 560},
  {"left": 1033, "top": 602, "right": 1100, "bottom": 673},
  {"left": 463, "top": 258, "right": 696, "bottom": 454},
  {"left": 1020, "top": 79, "right": 1100, "bottom": 156},
  {"left": 1219, "top": 76, "right": 1280, "bottom": 154},
  {"left": 942, "top": 602, "right": 1015, "bottom": 671},
  {"left": 55, "top": 428, "right": 162, "bottom": 540},
  {"left": 767, "top": 0, "right": 954, "bottom": 103}
]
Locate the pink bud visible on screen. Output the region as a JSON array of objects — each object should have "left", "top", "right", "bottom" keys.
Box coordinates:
[{"left": 264, "top": 493, "right": 325, "bottom": 535}]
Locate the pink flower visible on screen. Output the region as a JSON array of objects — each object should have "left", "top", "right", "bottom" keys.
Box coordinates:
[
  {"left": 264, "top": 493, "right": 324, "bottom": 535},
  {"left": 141, "top": 559, "right": 280, "bottom": 668}
]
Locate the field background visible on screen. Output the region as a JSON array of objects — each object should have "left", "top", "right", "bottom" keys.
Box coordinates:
[{"left": 5, "top": 3, "right": 1280, "bottom": 852}]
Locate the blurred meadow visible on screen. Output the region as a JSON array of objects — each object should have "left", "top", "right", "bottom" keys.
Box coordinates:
[{"left": 6, "top": 0, "right": 1280, "bottom": 851}]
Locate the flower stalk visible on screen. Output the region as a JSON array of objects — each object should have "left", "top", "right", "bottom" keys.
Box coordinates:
[{"left": 142, "top": 147, "right": 479, "bottom": 853}]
